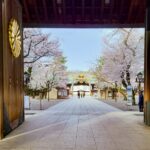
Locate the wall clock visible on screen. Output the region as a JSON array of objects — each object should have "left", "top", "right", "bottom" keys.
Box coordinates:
[{"left": 8, "top": 18, "right": 21, "bottom": 58}]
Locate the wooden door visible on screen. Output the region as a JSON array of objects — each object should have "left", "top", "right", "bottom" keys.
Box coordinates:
[{"left": 0, "top": 0, "right": 24, "bottom": 138}]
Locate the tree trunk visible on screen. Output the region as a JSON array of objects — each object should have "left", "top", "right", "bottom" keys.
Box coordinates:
[
  {"left": 132, "top": 89, "right": 136, "bottom": 105},
  {"left": 118, "top": 88, "right": 127, "bottom": 100},
  {"left": 40, "top": 99, "right": 42, "bottom": 110}
]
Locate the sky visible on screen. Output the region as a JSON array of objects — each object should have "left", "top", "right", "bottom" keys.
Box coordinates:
[{"left": 41, "top": 28, "right": 112, "bottom": 71}]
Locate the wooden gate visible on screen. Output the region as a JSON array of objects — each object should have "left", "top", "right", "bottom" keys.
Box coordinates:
[{"left": 0, "top": 0, "right": 24, "bottom": 139}]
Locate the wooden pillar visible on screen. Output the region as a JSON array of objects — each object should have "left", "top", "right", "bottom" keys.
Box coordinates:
[
  {"left": 144, "top": 0, "right": 150, "bottom": 125},
  {"left": 0, "top": 0, "right": 3, "bottom": 139},
  {"left": 0, "top": 0, "right": 24, "bottom": 139}
]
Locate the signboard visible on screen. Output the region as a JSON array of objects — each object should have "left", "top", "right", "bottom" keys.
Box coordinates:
[
  {"left": 127, "top": 85, "right": 132, "bottom": 106},
  {"left": 24, "top": 96, "right": 30, "bottom": 109}
]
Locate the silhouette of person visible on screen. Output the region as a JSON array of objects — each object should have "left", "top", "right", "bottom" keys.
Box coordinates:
[
  {"left": 77, "top": 91, "right": 80, "bottom": 99},
  {"left": 80, "top": 91, "right": 83, "bottom": 98},
  {"left": 138, "top": 91, "right": 144, "bottom": 112},
  {"left": 83, "top": 91, "right": 85, "bottom": 97}
]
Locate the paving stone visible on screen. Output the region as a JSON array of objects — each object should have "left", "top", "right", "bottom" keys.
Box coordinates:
[{"left": 0, "top": 97, "right": 149, "bottom": 150}]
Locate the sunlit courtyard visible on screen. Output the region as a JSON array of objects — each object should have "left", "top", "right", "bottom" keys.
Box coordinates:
[
  {"left": 0, "top": 97, "right": 149, "bottom": 150},
  {"left": 1, "top": 1, "right": 150, "bottom": 150}
]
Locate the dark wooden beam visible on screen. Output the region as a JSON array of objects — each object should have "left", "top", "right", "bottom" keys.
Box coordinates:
[
  {"left": 22, "top": 0, "right": 145, "bottom": 28},
  {"left": 72, "top": 0, "right": 76, "bottom": 23},
  {"left": 136, "top": 1, "right": 145, "bottom": 23},
  {"left": 23, "top": 22, "right": 144, "bottom": 28},
  {"left": 91, "top": 0, "right": 95, "bottom": 21},
  {"left": 119, "top": 0, "right": 124, "bottom": 15},
  {"left": 23, "top": 0, "right": 30, "bottom": 22},
  {"left": 110, "top": 0, "right": 114, "bottom": 22},
  {"left": 42, "top": 0, "right": 48, "bottom": 21},
  {"left": 53, "top": 0, "right": 58, "bottom": 21},
  {"left": 33, "top": 0, "right": 40, "bottom": 22},
  {"left": 135, "top": 5, "right": 142, "bottom": 24},
  {"left": 82, "top": 0, "right": 85, "bottom": 20},
  {"left": 118, "top": 0, "right": 125, "bottom": 23},
  {"left": 100, "top": 0, "right": 104, "bottom": 21},
  {"left": 62, "top": 0, "right": 66, "bottom": 23},
  {"left": 128, "top": 0, "right": 138, "bottom": 22}
]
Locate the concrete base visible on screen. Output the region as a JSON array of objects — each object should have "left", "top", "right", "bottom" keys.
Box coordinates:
[{"left": 144, "top": 101, "right": 150, "bottom": 125}]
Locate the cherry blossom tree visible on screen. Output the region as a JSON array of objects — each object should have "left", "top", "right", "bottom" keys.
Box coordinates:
[
  {"left": 93, "top": 28, "right": 144, "bottom": 102},
  {"left": 28, "top": 55, "right": 68, "bottom": 97},
  {"left": 44, "top": 56, "right": 68, "bottom": 91},
  {"left": 91, "top": 57, "right": 111, "bottom": 89},
  {"left": 23, "top": 28, "right": 61, "bottom": 64},
  {"left": 23, "top": 29, "right": 68, "bottom": 105},
  {"left": 102, "top": 28, "right": 144, "bottom": 88}
]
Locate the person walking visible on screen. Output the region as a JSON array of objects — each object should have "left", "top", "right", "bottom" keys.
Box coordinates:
[
  {"left": 77, "top": 91, "right": 80, "bottom": 99},
  {"left": 138, "top": 91, "right": 144, "bottom": 112},
  {"left": 83, "top": 91, "right": 85, "bottom": 98},
  {"left": 80, "top": 91, "right": 83, "bottom": 98}
]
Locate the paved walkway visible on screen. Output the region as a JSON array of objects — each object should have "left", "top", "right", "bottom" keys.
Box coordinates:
[
  {"left": 25, "top": 99, "right": 66, "bottom": 118},
  {"left": 100, "top": 99, "right": 139, "bottom": 111},
  {"left": 0, "top": 97, "right": 150, "bottom": 150},
  {"left": 25, "top": 98, "right": 66, "bottom": 110}
]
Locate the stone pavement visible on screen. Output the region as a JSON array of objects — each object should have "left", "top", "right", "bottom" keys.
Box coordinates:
[
  {"left": 99, "top": 99, "right": 139, "bottom": 111},
  {"left": 25, "top": 99, "right": 65, "bottom": 118},
  {"left": 26, "top": 98, "right": 66, "bottom": 110},
  {"left": 0, "top": 97, "right": 150, "bottom": 150}
]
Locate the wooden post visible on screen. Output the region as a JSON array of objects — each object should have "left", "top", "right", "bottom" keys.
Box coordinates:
[
  {"left": 0, "top": 0, "right": 3, "bottom": 139},
  {"left": 144, "top": 0, "right": 150, "bottom": 125}
]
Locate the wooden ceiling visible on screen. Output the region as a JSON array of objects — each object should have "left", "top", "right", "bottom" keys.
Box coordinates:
[{"left": 21, "top": 0, "right": 146, "bottom": 28}]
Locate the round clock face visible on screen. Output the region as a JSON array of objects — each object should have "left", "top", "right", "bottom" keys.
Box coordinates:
[{"left": 8, "top": 18, "right": 21, "bottom": 58}]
